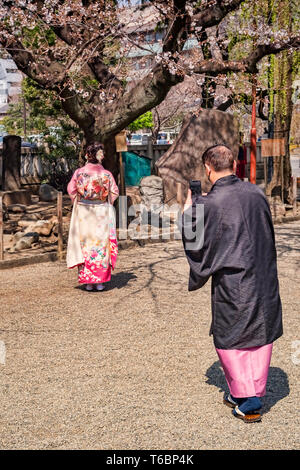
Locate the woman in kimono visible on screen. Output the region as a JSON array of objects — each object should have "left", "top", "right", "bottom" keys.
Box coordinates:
[
  {"left": 66, "top": 143, "right": 119, "bottom": 291},
  {"left": 182, "top": 144, "right": 282, "bottom": 423}
]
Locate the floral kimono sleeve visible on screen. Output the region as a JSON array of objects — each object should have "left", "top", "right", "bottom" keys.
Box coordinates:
[
  {"left": 67, "top": 169, "right": 80, "bottom": 201},
  {"left": 109, "top": 172, "right": 119, "bottom": 204}
]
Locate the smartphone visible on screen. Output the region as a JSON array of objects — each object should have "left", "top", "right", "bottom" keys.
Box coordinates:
[{"left": 189, "top": 180, "right": 202, "bottom": 196}]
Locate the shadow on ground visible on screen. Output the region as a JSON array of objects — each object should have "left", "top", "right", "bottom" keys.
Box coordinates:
[
  {"left": 205, "top": 361, "right": 290, "bottom": 413},
  {"left": 74, "top": 271, "right": 137, "bottom": 292}
]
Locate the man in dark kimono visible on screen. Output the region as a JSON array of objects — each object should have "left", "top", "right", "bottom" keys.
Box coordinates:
[{"left": 182, "top": 144, "right": 283, "bottom": 423}]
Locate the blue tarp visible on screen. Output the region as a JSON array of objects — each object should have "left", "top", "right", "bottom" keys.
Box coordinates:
[{"left": 122, "top": 151, "right": 151, "bottom": 186}]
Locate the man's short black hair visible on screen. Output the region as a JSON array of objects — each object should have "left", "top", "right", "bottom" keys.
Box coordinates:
[{"left": 202, "top": 144, "right": 234, "bottom": 172}]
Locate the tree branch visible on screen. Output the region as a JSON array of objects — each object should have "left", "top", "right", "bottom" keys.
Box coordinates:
[
  {"left": 96, "top": 64, "right": 183, "bottom": 140},
  {"left": 245, "top": 37, "right": 300, "bottom": 73},
  {"left": 191, "top": 35, "right": 300, "bottom": 75},
  {"left": 192, "top": 0, "right": 244, "bottom": 29},
  {"left": 217, "top": 89, "right": 273, "bottom": 121},
  {"left": 217, "top": 97, "right": 233, "bottom": 111},
  {"left": 162, "top": 0, "right": 189, "bottom": 54}
]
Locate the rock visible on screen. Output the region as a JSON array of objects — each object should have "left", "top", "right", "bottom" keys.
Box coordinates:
[
  {"left": 18, "top": 220, "right": 34, "bottom": 229},
  {"left": 24, "top": 219, "right": 55, "bottom": 237},
  {"left": 38, "top": 184, "right": 58, "bottom": 202},
  {"left": 24, "top": 213, "right": 42, "bottom": 221},
  {"left": 139, "top": 176, "right": 164, "bottom": 209},
  {"left": 2, "top": 202, "right": 9, "bottom": 221},
  {"left": 52, "top": 224, "right": 59, "bottom": 236},
  {"left": 126, "top": 188, "right": 142, "bottom": 218},
  {"left": 140, "top": 175, "right": 163, "bottom": 190},
  {"left": 17, "top": 218, "right": 55, "bottom": 236},
  {"left": 7, "top": 204, "right": 27, "bottom": 213},
  {"left": 269, "top": 196, "right": 286, "bottom": 219},
  {"left": 11, "top": 231, "right": 24, "bottom": 244},
  {"left": 14, "top": 232, "right": 39, "bottom": 251},
  {"left": 3, "top": 220, "right": 18, "bottom": 234},
  {"left": 23, "top": 231, "right": 39, "bottom": 242},
  {"left": 2, "top": 189, "right": 32, "bottom": 206},
  {"left": 31, "top": 195, "right": 40, "bottom": 203}
]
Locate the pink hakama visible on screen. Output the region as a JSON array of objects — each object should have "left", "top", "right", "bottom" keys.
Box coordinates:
[{"left": 216, "top": 343, "right": 273, "bottom": 398}]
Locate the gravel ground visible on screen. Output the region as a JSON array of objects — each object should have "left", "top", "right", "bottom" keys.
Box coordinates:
[{"left": 0, "top": 220, "right": 299, "bottom": 450}]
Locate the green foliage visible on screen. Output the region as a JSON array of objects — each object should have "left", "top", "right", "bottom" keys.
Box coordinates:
[
  {"left": 1, "top": 100, "right": 29, "bottom": 136},
  {"left": 44, "top": 28, "right": 56, "bottom": 46},
  {"left": 154, "top": 21, "right": 165, "bottom": 33},
  {"left": 1, "top": 77, "right": 82, "bottom": 191},
  {"left": 127, "top": 111, "right": 153, "bottom": 132},
  {"left": 23, "top": 78, "right": 62, "bottom": 118},
  {"left": 22, "top": 25, "right": 40, "bottom": 49},
  {"left": 1, "top": 78, "right": 79, "bottom": 138},
  {"left": 268, "top": 54, "right": 275, "bottom": 119},
  {"left": 22, "top": 24, "right": 56, "bottom": 49}
]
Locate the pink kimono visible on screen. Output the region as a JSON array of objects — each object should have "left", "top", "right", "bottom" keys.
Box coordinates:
[{"left": 66, "top": 163, "right": 119, "bottom": 284}]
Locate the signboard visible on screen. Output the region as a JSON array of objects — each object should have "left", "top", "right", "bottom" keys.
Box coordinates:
[
  {"left": 290, "top": 146, "right": 300, "bottom": 178},
  {"left": 261, "top": 138, "right": 285, "bottom": 157},
  {"left": 115, "top": 130, "right": 128, "bottom": 152}
]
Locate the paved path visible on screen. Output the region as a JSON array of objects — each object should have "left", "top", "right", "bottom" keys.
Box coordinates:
[{"left": 0, "top": 221, "right": 299, "bottom": 450}]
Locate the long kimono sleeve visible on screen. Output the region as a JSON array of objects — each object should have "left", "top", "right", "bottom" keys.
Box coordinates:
[
  {"left": 109, "top": 173, "right": 119, "bottom": 204},
  {"left": 181, "top": 197, "right": 221, "bottom": 291},
  {"left": 67, "top": 169, "right": 79, "bottom": 201}
]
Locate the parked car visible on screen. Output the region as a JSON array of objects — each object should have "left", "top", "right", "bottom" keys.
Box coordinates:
[
  {"left": 128, "top": 134, "right": 142, "bottom": 145},
  {"left": 142, "top": 134, "right": 150, "bottom": 144},
  {"left": 28, "top": 134, "right": 44, "bottom": 146},
  {"left": 21, "top": 141, "right": 37, "bottom": 148},
  {"left": 128, "top": 133, "right": 151, "bottom": 145},
  {"left": 156, "top": 132, "right": 177, "bottom": 145}
]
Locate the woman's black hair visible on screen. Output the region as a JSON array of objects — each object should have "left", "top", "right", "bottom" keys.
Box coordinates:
[{"left": 86, "top": 142, "right": 104, "bottom": 161}]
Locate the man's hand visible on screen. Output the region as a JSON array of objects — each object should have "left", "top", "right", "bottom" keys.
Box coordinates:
[
  {"left": 182, "top": 188, "right": 192, "bottom": 212},
  {"left": 184, "top": 188, "right": 192, "bottom": 207},
  {"left": 182, "top": 189, "right": 208, "bottom": 212}
]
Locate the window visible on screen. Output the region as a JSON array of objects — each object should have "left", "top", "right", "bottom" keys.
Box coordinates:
[
  {"left": 155, "top": 31, "right": 164, "bottom": 41},
  {"left": 145, "top": 32, "right": 154, "bottom": 43}
]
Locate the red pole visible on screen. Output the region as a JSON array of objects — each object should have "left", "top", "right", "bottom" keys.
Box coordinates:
[{"left": 250, "top": 76, "right": 257, "bottom": 184}]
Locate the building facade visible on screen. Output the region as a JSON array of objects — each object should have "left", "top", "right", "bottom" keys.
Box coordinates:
[{"left": 0, "top": 57, "right": 23, "bottom": 118}]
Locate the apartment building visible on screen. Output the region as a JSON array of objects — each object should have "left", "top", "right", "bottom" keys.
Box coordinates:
[{"left": 0, "top": 57, "right": 23, "bottom": 118}]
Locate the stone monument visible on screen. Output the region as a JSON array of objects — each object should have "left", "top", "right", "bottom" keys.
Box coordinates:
[
  {"left": 0, "top": 135, "right": 32, "bottom": 205},
  {"left": 156, "top": 109, "right": 239, "bottom": 204}
]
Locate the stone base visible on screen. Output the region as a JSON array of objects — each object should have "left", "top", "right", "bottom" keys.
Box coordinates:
[{"left": 0, "top": 189, "right": 32, "bottom": 206}]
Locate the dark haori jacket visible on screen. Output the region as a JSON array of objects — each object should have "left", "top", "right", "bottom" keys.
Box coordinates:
[{"left": 182, "top": 174, "right": 283, "bottom": 350}]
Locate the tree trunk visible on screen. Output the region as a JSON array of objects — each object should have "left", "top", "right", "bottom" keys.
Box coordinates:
[
  {"left": 266, "top": 53, "right": 294, "bottom": 207},
  {"left": 102, "top": 137, "right": 119, "bottom": 181},
  {"left": 266, "top": 0, "right": 294, "bottom": 207}
]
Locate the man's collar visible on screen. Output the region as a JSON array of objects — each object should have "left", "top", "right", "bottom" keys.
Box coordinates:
[{"left": 211, "top": 174, "right": 239, "bottom": 190}]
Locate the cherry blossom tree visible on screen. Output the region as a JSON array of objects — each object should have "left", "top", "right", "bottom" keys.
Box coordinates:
[{"left": 0, "top": 0, "right": 299, "bottom": 176}]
